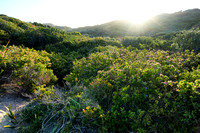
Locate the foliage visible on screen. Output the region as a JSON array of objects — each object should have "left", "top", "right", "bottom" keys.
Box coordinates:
[
  {"left": 0, "top": 45, "right": 57, "bottom": 94},
  {"left": 0, "top": 15, "right": 83, "bottom": 49},
  {"left": 19, "top": 102, "right": 53, "bottom": 133},
  {"left": 45, "top": 37, "right": 121, "bottom": 82},
  {"left": 122, "top": 36, "right": 166, "bottom": 50},
  {"left": 65, "top": 46, "right": 200, "bottom": 132},
  {"left": 1, "top": 12, "right": 200, "bottom": 133},
  {"left": 0, "top": 105, "right": 18, "bottom": 129},
  {"left": 172, "top": 29, "right": 200, "bottom": 53},
  {"left": 122, "top": 29, "right": 200, "bottom": 53}
]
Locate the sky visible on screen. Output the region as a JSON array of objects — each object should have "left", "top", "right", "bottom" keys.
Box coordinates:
[{"left": 0, "top": 0, "right": 200, "bottom": 28}]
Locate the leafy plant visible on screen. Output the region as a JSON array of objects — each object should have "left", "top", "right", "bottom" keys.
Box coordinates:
[
  {"left": 0, "top": 45, "right": 57, "bottom": 94},
  {"left": 65, "top": 46, "right": 200, "bottom": 132},
  {"left": 0, "top": 105, "right": 18, "bottom": 129}
]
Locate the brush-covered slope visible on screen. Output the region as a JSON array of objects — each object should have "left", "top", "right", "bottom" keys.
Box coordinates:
[
  {"left": 48, "top": 8, "right": 200, "bottom": 37},
  {"left": 0, "top": 14, "right": 82, "bottom": 48}
]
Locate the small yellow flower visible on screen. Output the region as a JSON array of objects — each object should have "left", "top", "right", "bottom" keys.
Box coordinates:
[
  {"left": 86, "top": 106, "right": 90, "bottom": 110},
  {"left": 83, "top": 109, "right": 86, "bottom": 113}
]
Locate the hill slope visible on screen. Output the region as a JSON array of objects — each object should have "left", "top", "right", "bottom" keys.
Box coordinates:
[
  {"left": 144, "top": 8, "right": 200, "bottom": 34},
  {"left": 0, "top": 14, "right": 82, "bottom": 48},
  {"left": 48, "top": 8, "right": 200, "bottom": 37}
]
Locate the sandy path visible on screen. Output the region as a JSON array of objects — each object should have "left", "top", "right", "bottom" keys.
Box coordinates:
[{"left": 0, "top": 92, "right": 29, "bottom": 133}]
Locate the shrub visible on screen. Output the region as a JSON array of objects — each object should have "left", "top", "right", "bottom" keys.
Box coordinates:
[
  {"left": 122, "top": 36, "right": 162, "bottom": 50},
  {"left": 173, "top": 29, "right": 200, "bottom": 53},
  {"left": 65, "top": 46, "right": 200, "bottom": 132},
  {"left": 19, "top": 102, "right": 53, "bottom": 133},
  {"left": 0, "top": 45, "right": 57, "bottom": 94}
]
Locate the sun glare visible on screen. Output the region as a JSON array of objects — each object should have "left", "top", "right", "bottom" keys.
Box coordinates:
[
  {"left": 106, "top": 0, "right": 156, "bottom": 25},
  {"left": 125, "top": 14, "right": 152, "bottom": 24}
]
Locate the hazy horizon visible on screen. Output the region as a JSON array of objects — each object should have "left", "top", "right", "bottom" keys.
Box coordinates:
[{"left": 0, "top": 0, "right": 200, "bottom": 28}]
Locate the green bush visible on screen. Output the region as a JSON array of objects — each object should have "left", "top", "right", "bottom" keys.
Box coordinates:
[
  {"left": 44, "top": 37, "right": 121, "bottom": 82},
  {"left": 122, "top": 36, "right": 162, "bottom": 50},
  {"left": 19, "top": 102, "right": 53, "bottom": 133},
  {"left": 65, "top": 46, "right": 200, "bottom": 132},
  {"left": 0, "top": 45, "right": 57, "bottom": 94},
  {"left": 172, "top": 29, "right": 200, "bottom": 53}
]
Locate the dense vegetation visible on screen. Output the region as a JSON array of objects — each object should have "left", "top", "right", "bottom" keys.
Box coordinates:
[{"left": 0, "top": 11, "right": 200, "bottom": 132}]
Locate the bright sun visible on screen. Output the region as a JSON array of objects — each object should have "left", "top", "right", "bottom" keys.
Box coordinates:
[{"left": 125, "top": 14, "right": 152, "bottom": 24}]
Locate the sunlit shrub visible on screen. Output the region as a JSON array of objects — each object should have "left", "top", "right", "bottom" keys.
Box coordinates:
[
  {"left": 0, "top": 45, "right": 57, "bottom": 94},
  {"left": 173, "top": 29, "right": 200, "bottom": 53},
  {"left": 65, "top": 46, "right": 200, "bottom": 132},
  {"left": 122, "top": 36, "right": 162, "bottom": 50}
]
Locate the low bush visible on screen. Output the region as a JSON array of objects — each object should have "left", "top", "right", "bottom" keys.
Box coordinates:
[
  {"left": 0, "top": 45, "right": 57, "bottom": 94},
  {"left": 64, "top": 46, "right": 200, "bottom": 132},
  {"left": 172, "top": 29, "right": 200, "bottom": 53}
]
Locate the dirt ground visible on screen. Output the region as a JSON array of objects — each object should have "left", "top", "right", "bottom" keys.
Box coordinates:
[{"left": 0, "top": 90, "right": 30, "bottom": 133}]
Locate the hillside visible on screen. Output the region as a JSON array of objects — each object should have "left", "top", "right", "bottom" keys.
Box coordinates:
[
  {"left": 44, "top": 23, "right": 73, "bottom": 32},
  {"left": 0, "top": 14, "right": 82, "bottom": 48},
  {"left": 78, "top": 8, "right": 200, "bottom": 37},
  {"left": 72, "top": 20, "right": 141, "bottom": 37},
  {"left": 144, "top": 8, "right": 200, "bottom": 34},
  {"left": 47, "top": 8, "right": 200, "bottom": 37}
]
